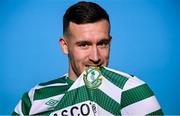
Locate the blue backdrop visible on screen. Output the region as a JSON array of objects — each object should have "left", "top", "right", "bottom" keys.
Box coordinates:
[{"left": 0, "top": 0, "right": 179, "bottom": 114}]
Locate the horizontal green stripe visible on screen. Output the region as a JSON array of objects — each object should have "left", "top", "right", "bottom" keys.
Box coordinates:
[
  {"left": 100, "top": 67, "right": 128, "bottom": 89},
  {"left": 121, "top": 84, "right": 154, "bottom": 108},
  {"left": 146, "top": 109, "right": 164, "bottom": 115},
  {"left": 34, "top": 85, "right": 70, "bottom": 100},
  {"left": 89, "top": 89, "right": 120, "bottom": 115},
  {"left": 39, "top": 76, "right": 67, "bottom": 86},
  {"left": 21, "top": 92, "right": 32, "bottom": 115}
]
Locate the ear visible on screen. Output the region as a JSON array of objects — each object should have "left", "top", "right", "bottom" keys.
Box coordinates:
[{"left": 59, "top": 37, "right": 68, "bottom": 54}]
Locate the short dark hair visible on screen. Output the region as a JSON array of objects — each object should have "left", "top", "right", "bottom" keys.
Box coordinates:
[{"left": 63, "top": 1, "right": 110, "bottom": 36}]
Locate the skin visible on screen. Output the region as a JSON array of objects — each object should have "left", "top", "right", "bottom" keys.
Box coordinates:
[{"left": 60, "top": 20, "right": 112, "bottom": 81}]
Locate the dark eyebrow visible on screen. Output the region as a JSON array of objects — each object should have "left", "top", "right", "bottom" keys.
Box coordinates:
[
  {"left": 97, "top": 38, "right": 111, "bottom": 45},
  {"left": 76, "top": 40, "right": 92, "bottom": 45}
]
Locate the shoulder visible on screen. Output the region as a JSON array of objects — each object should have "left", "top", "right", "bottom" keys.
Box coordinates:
[
  {"left": 13, "top": 75, "right": 70, "bottom": 115},
  {"left": 38, "top": 74, "right": 67, "bottom": 86},
  {"left": 100, "top": 66, "right": 145, "bottom": 90},
  {"left": 26, "top": 74, "right": 69, "bottom": 102}
]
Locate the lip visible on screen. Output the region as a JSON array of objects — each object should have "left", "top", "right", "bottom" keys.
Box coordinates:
[{"left": 85, "top": 64, "right": 102, "bottom": 68}]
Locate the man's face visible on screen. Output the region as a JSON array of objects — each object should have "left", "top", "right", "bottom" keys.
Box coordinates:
[{"left": 60, "top": 20, "right": 111, "bottom": 80}]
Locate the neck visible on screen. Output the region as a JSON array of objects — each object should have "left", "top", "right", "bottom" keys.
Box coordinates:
[{"left": 68, "top": 64, "right": 78, "bottom": 81}]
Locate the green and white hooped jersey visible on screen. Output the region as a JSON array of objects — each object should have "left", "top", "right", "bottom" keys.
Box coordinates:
[{"left": 12, "top": 67, "right": 163, "bottom": 115}]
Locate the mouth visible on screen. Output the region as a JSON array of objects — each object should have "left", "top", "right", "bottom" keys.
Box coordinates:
[{"left": 85, "top": 64, "right": 102, "bottom": 68}]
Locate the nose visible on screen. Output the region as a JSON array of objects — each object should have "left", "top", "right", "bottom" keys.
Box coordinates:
[{"left": 89, "top": 46, "right": 101, "bottom": 64}]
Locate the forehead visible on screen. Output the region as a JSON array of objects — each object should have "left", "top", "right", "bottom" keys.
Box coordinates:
[{"left": 68, "top": 20, "right": 110, "bottom": 41}]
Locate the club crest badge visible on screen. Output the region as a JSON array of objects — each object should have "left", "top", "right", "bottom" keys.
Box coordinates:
[{"left": 83, "top": 67, "right": 102, "bottom": 89}]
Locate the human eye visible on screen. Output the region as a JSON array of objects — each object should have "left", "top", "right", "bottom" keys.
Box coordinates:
[
  {"left": 77, "top": 41, "right": 90, "bottom": 49},
  {"left": 97, "top": 39, "right": 110, "bottom": 48}
]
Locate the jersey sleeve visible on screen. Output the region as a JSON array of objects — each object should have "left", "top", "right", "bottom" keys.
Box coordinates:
[
  {"left": 120, "top": 76, "right": 164, "bottom": 115},
  {"left": 12, "top": 84, "right": 37, "bottom": 116},
  {"left": 12, "top": 92, "right": 32, "bottom": 115}
]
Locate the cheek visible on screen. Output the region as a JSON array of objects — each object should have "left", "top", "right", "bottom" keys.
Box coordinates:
[
  {"left": 100, "top": 49, "right": 110, "bottom": 58},
  {"left": 70, "top": 48, "right": 88, "bottom": 62},
  {"left": 72, "top": 50, "right": 89, "bottom": 70},
  {"left": 101, "top": 50, "right": 110, "bottom": 66}
]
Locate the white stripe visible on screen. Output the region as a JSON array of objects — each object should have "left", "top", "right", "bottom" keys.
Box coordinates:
[
  {"left": 68, "top": 72, "right": 85, "bottom": 91},
  {"left": 28, "top": 85, "right": 37, "bottom": 103},
  {"left": 50, "top": 101, "right": 94, "bottom": 116},
  {"left": 104, "top": 67, "right": 132, "bottom": 78},
  {"left": 36, "top": 74, "right": 69, "bottom": 89},
  {"left": 30, "top": 94, "right": 65, "bottom": 115},
  {"left": 123, "top": 76, "right": 145, "bottom": 91},
  {"left": 37, "top": 83, "right": 68, "bottom": 89},
  {"left": 49, "top": 101, "right": 113, "bottom": 116},
  {"left": 95, "top": 102, "right": 114, "bottom": 115},
  {"left": 14, "top": 100, "right": 23, "bottom": 114},
  {"left": 99, "top": 76, "right": 122, "bottom": 103},
  {"left": 121, "top": 96, "right": 161, "bottom": 115}
]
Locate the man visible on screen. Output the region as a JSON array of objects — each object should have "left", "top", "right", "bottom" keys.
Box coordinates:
[{"left": 12, "top": 1, "right": 163, "bottom": 115}]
